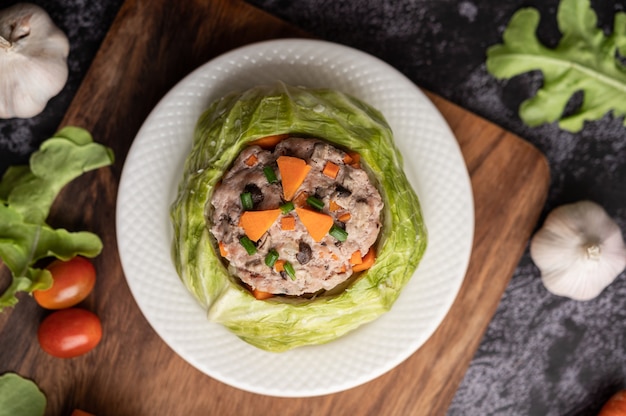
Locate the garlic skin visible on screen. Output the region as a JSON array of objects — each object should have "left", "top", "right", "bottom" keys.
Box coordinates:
[
  {"left": 0, "top": 3, "right": 69, "bottom": 119},
  {"left": 530, "top": 200, "right": 626, "bottom": 301}
]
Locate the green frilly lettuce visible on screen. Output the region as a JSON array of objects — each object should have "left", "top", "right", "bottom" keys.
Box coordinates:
[
  {"left": 170, "top": 83, "right": 427, "bottom": 352},
  {"left": 0, "top": 127, "right": 114, "bottom": 310}
]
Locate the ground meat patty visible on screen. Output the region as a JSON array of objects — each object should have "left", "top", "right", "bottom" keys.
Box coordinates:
[{"left": 209, "top": 137, "right": 383, "bottom": 296}]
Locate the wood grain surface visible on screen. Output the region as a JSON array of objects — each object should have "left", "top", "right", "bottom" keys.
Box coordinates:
[{"left": 0, "top": 0, "right": 550, "bottom": 415}]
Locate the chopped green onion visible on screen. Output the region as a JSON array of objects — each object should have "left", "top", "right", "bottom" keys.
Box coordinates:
[
  {"left": 240, "top": 192, "right": 253, "bottom": 210},
  {"left": 239, "top": 236, "right": 257, "bottom": 255},
  {"left": 280, "top": 201, "right": 295, "bottom": 213},
  {"left": 265, "top": 249, "right": 279, "bottom": 267},
  {"left": 329, "top": 225, "right": 348, "bottom": 242},
  {"left": 284, "top": 261, "right": 296, "bottom": 280},
  {"left": 306, "top": 196, "right": 324, "bottom": 211},
  {"left": 263, "top": 166, "right": 278, "bottom": 183}
]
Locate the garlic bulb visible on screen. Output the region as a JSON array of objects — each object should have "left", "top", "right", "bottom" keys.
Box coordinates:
[
  {"left": 0, "top": 3, "right": 69, "bottom": 119},
  {"left": 530, "top": 200, "right": 626, "bottom": 301}
]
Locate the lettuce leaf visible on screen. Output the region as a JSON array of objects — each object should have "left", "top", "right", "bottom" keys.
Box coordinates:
[
  {"left": 170, "top": 83, "right": 427, "bottom": 352},
  {"left": 0, "top": 373, "right": 46, "bottom": 416},
  {"left": 0, "top": 127, "right": 114, "bottom": 310},
  {"left": 486, "top": 0, "right": 626, "bottom": 132}
]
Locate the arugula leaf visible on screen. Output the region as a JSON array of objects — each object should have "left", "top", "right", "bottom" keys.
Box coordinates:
[
  {"left": 486, "top": 0, "right": 626, "bottom": 132},
  {"left": 0, "top": 373, "right": 46, "bottom": 416},
  {"left": 0, "top": 127, "right": 114, "bottom": 310}
]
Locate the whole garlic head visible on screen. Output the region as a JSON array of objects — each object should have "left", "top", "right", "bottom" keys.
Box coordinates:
[
  {"left": 530, "top": 200, "right": 626, "bottom": 301},
  {"left": 0, "top": 3, "right": 69, "bottom": 119}
]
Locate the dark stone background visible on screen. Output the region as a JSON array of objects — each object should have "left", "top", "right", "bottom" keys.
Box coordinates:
[{"left": 1, "top": 0, "right": 624, "bottom": 414}]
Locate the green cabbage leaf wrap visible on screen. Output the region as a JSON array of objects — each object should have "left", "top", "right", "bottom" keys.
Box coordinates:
[{"left": 170, "top": 83, "right": 427, "bottom": 352}]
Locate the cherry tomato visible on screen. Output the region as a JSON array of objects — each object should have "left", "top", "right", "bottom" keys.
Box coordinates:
[
  {"left": 599, "top": 390, "right": 626, "bottom": 416},
  {"left": 37, "top": 308, "right": 102, "bottom": 358},
  {"left": 33, "top": 256, "right": 96, "bottom": 309}
]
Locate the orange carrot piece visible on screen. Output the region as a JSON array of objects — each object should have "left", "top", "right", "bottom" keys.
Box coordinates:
[
  {"left": 244, "top": 154, "right": 258, "bottom": 166},
  {"left": 281, "top": 215, "right": 296, "bottom": 231},
  {"left": 218, "top": 242, "right": 228, "bottom": 257},
  {"left": 252, "top": 288, "right": 274, "bottom": 300},
  {"left": 343, "top": 153, "right": 353, "bottom": 164},
  {"left": 274, "top": 260, "right": 286, "bottom": 272},
  {"left": 329, "top": 200, "right": 343, "bottom": 212},
  {"left": 277, "top": 156, "right": 311, "bottom": 201},
  {"left": 238, "top": 209, "right": 281, "bottom": 241},
  {"left": 293, "top": 191, "right": 309, "bottom": 207},
  {"left": 338, "top": 212, "right": 351, "bottom": 222},
  {"left": 352, "top": 248, "right": 376, "bottom": 272},
  {"left": 248, "top": 134, "right": 289, "bottom": 149},
  {"left": 348, "top": 152, "right": 360, "bottom": 164},
  {"left": 350, "top": 250, "right": 363, "bottom": 265},
  {"left": 322, "top": 161, "right": 340, "bottom": 179},
  {"left": 295, "top": 207, "right": 333, "bottom": 242}
]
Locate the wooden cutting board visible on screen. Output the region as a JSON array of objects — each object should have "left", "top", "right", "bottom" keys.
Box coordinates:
[{"left": 0, "top": 0, "right": 549, "bottom": 414}]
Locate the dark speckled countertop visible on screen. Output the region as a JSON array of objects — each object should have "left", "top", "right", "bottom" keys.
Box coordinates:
[{"left": 1, "top": 0, "right": 625, "bottom": 414}]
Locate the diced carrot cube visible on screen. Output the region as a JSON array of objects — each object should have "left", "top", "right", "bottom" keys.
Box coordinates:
[
  {"left": 218, "top": 242, "right": 228, "bottom": 257},
  {"left": 275, "top": 260, "right": 286, "bottom": 272},
  {"left": 338, "top": 212, "right": 351, "bottom": 222},
  {"left": 293, "top": 191, "right": 309, "bottom": 207},
  {"left": 322, "top": 161, "right": 340, "bottom": 179},
  {"left": 350, "top": 250, "right": 363, "bottom": 265},
  {"left": 329, "top": 200, "right": 343, "bottom": 212},
  {"left": 281, "top": 215, "right": 296, "bottom": 231},
  {"left": 244, "top": 154, "right": 258, "bottom": 166},
  {"left": 252, "top": 288, "right": 274, "bottom": 300},
  {"left": 352, "top": 248, "right": 376, "bottom": 272}
]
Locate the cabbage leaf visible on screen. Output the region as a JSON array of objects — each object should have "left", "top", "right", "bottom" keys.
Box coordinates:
[
  {"left": 170, "top": 83, "right": 427, "bottom": 352},
  {"left": 486, "top": 0, "right": 626, "bottom": 132},
  {"left": 0, "top": 127, "right": 114, "bottom": 310}
]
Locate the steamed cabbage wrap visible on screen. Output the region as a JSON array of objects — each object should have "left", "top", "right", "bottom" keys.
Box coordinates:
[{"left": 170, "top": 83, "right": 427, "bottom": 352}]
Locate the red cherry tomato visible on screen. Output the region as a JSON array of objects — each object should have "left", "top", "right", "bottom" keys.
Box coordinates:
[
  {"left": 33, "top": 256, "right": 96, "bottom": 309},
  {"left": 599, "top": 390, "right": 626, "bottom": 416},
  {"left": 37, "top": 308, "right": 102, "bottom": 358}
]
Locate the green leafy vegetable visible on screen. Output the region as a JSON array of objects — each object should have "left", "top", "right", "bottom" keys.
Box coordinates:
[
  {"left": 486, "top": 0, "right": 626, "bottom": 132},
  {"left": 0, "top": 373, "right": 46, "bottom": 416},
  {"left": 170, "top": 83, "right": 427, "bottom": 352},
  {"left": 0, "top": 127, "right": 114, "bottom": 311}
]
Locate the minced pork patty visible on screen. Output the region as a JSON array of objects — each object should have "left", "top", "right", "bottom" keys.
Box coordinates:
[{"left": 209, "top": 137, "right": 383, "bottom": 296}]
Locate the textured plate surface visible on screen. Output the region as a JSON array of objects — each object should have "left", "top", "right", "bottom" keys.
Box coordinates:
[{"left": 116, "top": 39, "right": 474, "bottom": 397}]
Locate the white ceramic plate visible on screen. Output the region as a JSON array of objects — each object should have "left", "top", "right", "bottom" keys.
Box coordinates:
[{"left": 116, "top": 39, "right": 474, "bottom": 397}]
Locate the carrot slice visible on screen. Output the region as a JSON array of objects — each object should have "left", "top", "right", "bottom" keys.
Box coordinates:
[
  {"left": 281, "top": 215, "right": 296, "bottom": 231},
  {"left": 343, "top": 153, "right": 353, "bottom": 164},
  {"left": 252, "top": 288, "right": 274, "bottom": 300},
  {"left": 350, "top": 250, "right": 363, "bottom": 265},
  {"left": 322, "top": 161, "right": 340, "bottom": 179},
  {"left": 248, "top": 134, "right": 289, "bottom": 149},
  {"left": 277, "top": 156, "right": 311, "bottom": 201},
  {"left": 238, "top": 209, "right": 281, "bottom": 241},
  {"left": 295, "top": 207, "right": 333, "bottom": 242},
  {"left": 352, "top": 248, "right": 376, "bottom": 272}
]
